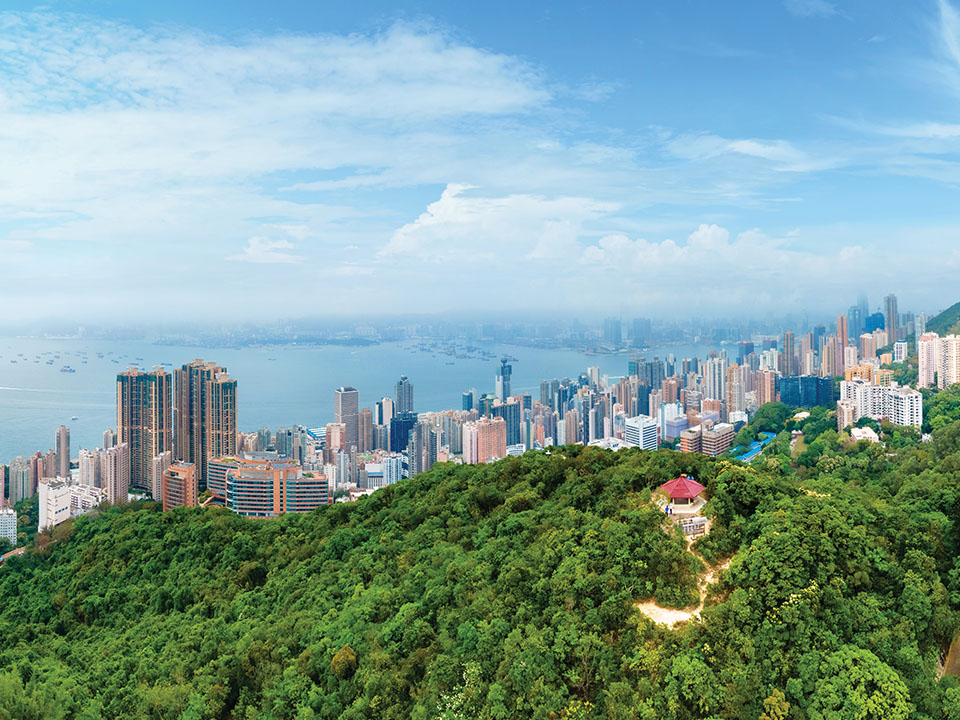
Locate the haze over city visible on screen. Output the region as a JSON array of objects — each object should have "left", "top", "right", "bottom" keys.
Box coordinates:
[{"left": 3, "top": 1, "right": 960, "bottom": 321}]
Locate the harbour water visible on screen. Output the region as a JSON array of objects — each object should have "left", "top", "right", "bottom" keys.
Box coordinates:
[{"left": 0, "top": 337, "right": 721, "bottom": 462}]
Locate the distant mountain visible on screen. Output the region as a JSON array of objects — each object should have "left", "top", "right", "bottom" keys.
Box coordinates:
[{"left": 927, "top": 300, "right": 960, "bottom": 335}]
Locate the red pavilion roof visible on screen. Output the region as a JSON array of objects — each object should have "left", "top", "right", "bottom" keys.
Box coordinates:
[{"left": 659, "top": 475, "right": 705, "bottom": 500}]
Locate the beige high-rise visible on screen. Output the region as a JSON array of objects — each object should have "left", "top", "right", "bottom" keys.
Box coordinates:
[
  {"left": 117, "top": 368, "right": 172, "bottom": 491},
  {"left": 174, "top": 360, "right": 237, "bottom": 488}
]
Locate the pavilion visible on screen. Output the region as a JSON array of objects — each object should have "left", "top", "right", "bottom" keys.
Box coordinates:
[{"left": 659, "top": 474, "right": 705, "bottom": 506}]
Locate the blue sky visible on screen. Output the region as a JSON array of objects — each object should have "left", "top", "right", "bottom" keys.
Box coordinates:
[{"left": 2, "top": 0, "right": 960, "bottom": 321}]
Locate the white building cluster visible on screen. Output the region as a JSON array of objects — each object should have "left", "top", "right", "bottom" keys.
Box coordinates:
[
  {"left": 38, "top": 478, "right": 106, "bottom": 532},
  {"left": 837, "top": 379, "right": 923, "bottom": 430},
  {"left": 917, "top": 333, "right": 960, "bottom": 390}
]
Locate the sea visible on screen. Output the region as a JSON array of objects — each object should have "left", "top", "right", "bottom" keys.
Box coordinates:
[{"left": 0, "top": 337, "right": 722, "bottom": 463}]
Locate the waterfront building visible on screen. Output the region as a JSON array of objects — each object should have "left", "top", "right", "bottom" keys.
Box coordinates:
[{"left": 55, "top": 425, "right": 70, "bottom": 479}]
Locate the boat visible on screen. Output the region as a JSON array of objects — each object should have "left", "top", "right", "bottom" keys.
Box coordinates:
[{"left": 71, "top": 416, "right": 78, "bottom": 421}]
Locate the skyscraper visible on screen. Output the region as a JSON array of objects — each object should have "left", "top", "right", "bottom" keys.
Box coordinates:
[
  {"left": 495, "top": 358, "right": 512, "bottom": 400},
  {"left": 782, "top": 330, "right": 796, "bottom": 377},
  {"left": 358, "top": 407, "right": 373, "bottom": 453},
  {"left": 884, "top": 294, "right": 899, "bottom": 343},
  {"left": 55, "top": 425, "right": 70, "bottom": 479},
  {"left": 836, "top": 314, "right": 848, "bottom": 370},
  {"left": 334, "top": 387, "right": 360, "bottom": 449},
  {"left": 395, "top": 375, "right": 414, "bottom": 414},
  {"left": 174, "top": 360, "right": 237, "bottom": 487},
  {"left": 603, "top": 317, "right": 622, "bottom": 348},
  {"left": 117, "top": 367, "right": 172, "bottom": 491}
]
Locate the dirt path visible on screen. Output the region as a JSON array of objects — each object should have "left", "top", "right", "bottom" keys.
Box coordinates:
[{"left": 635, "top": 558, "right": 731, "bottom": 627}]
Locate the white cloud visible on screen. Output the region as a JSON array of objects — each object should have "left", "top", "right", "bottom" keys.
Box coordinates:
[
  {"left": 377, "top": 184, "right": 617, "bottom": 264},
  {"left": 228, "top": 237, "right": 302, "bottom": 264}
]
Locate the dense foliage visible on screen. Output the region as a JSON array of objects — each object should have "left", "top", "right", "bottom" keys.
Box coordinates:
[
  {"left": 927, "top": 300, "right": 960, "bottom": 336},
  {"left": 2, "top": 387, "right": 960, "bottom": 719}
]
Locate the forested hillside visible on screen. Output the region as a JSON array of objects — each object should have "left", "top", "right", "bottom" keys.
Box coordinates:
[
  {"left": 927, "top": 300, "right": 960, "bottom": 336},
  {"left": 3, "top": 389, "right": 960, "bottom": 719}
]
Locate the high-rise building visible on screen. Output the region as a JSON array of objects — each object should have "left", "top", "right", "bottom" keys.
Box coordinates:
[
  {"left": 101, "top": 442, "right": 131, "bottom": 504},
  {"left": 779, "top": 376, "right": 834, "bottom": 408},
  {"left": 703, "top": 357, "right": 726, "bottom": 400},
  {"left": 782, "top": 331, "right": 796, "bottom": 377},
  {"left": 0, "top": 507, "right": 16, "bottom": 548},
  {"left": 8, "top": 457, "right": 32, "bottom": 505},
  {"left": 463, "top": 417, "right": 507, "bottom": 464},
  {"left": 918, "top": 333, "right": 940, "bottom": 389},
  {"left": 757, "top": 369, "right": 779, "bottom": 406},
  {"left": 939, "top": 335, "right": 960, "bottom": 390},
  {"left": 883, "top": 294, "right": 899, "bottom": 344},
  {"left": 603, "top": 317, "right": 622, "bottom": 348},
  {"left": 389, "top": 412, "right": 418, "bottom": 453},
  {"left": 376, "top": 397, "right": 395, "bottom": 426},
  {"left": 495, "top": 359, "right": 512, "bottom": 400},
  {"left": 162, "top": 462, "right": 198, "bottom": 511},
  {"left": 394, "top": 376, "right": 414, "bottom": 414},
  {"left": 847, "top": 305, "right": 863, "bottom": 342},
  {"left": 102, "top": 428, "right": 116, "bottom": 449},
  {"left": 257, "top": 425, "right": 273, "bottom": 451},
  {"left": 334, "top": 387, "right": 360, "bottom": 449},
  {"left": 151, "top": 451, "right": 172, "bottom": 501},
  {"left": 836, "top": 315, "right": 848, "bottom": 370},
  {"left": 117, "top": 367, "right": 172, "bottom": 492},
  {"left": 701, "top": 423, "right": 735, "bottom": 456},
  {"left": 893, "top": 341, "right": 908, "bottom": 364},
  {"left": 55, "top": 425, "right": 70, "bottom": 479},
  {"left": 358, "top": 407, "right": 373, "bottom": 453},
  {"left": 624, "top": 415, "right": 658, "bottom": 450},
  {"left": 78, "top": 449, "right": 101, "bottom": 488},
  {"left": 837, "top": 399, "right": 857, "bottom": 431},
  {"left": 865, "top": 312, "right": 885, "bottom": 333},
  {"left": 174, "top": 360, "right": 237, "bottom": 488}
]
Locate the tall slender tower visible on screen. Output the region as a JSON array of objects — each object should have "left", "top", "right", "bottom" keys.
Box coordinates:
[
  {"left": 884, "top": 294, "right": 899, "bottom": 343},
  {"left": 117, "top": 367, "right": 172, "bottom": 491},
  {"left": 496, "top": 358, "right": 512, "bottom": 400},
  {"left": 836, "top": 315, "right": 848, "bottom": 372},
  {"left": 174, "top": 360, "right": 237, "bottom": 488},
  {"left": 55, "top": 425, "right": 70, "bottom": 479},
  {"left": 395, "top": 376, "right": 414, "bottom": 414},
  {"left": 334, "top": 387, "right": 360, "bottom": 449},
  {"left": 782, "top": 330, "right": 796, "bottom": 377}
]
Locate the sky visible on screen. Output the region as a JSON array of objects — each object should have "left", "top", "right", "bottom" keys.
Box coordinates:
[{"left": 2, "top": 0, "right": 960, "bottom": 322}]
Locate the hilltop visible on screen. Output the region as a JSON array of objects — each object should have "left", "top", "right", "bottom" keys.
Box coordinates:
[
  {"left": 2, "top": 390, "right": 960, "bottom": 719},
  {"left": 927, "top": 300, "right": 960, "bottom": 336}
]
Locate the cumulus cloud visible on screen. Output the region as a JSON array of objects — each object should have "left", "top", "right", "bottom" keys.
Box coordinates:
[{"left": 378, "top": 184, "right": 617, "bottom": 264}]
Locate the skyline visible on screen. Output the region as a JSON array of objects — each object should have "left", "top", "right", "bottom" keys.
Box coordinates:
[{"left": 3, "top": 2, "right": 960, "bottom": 320}]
